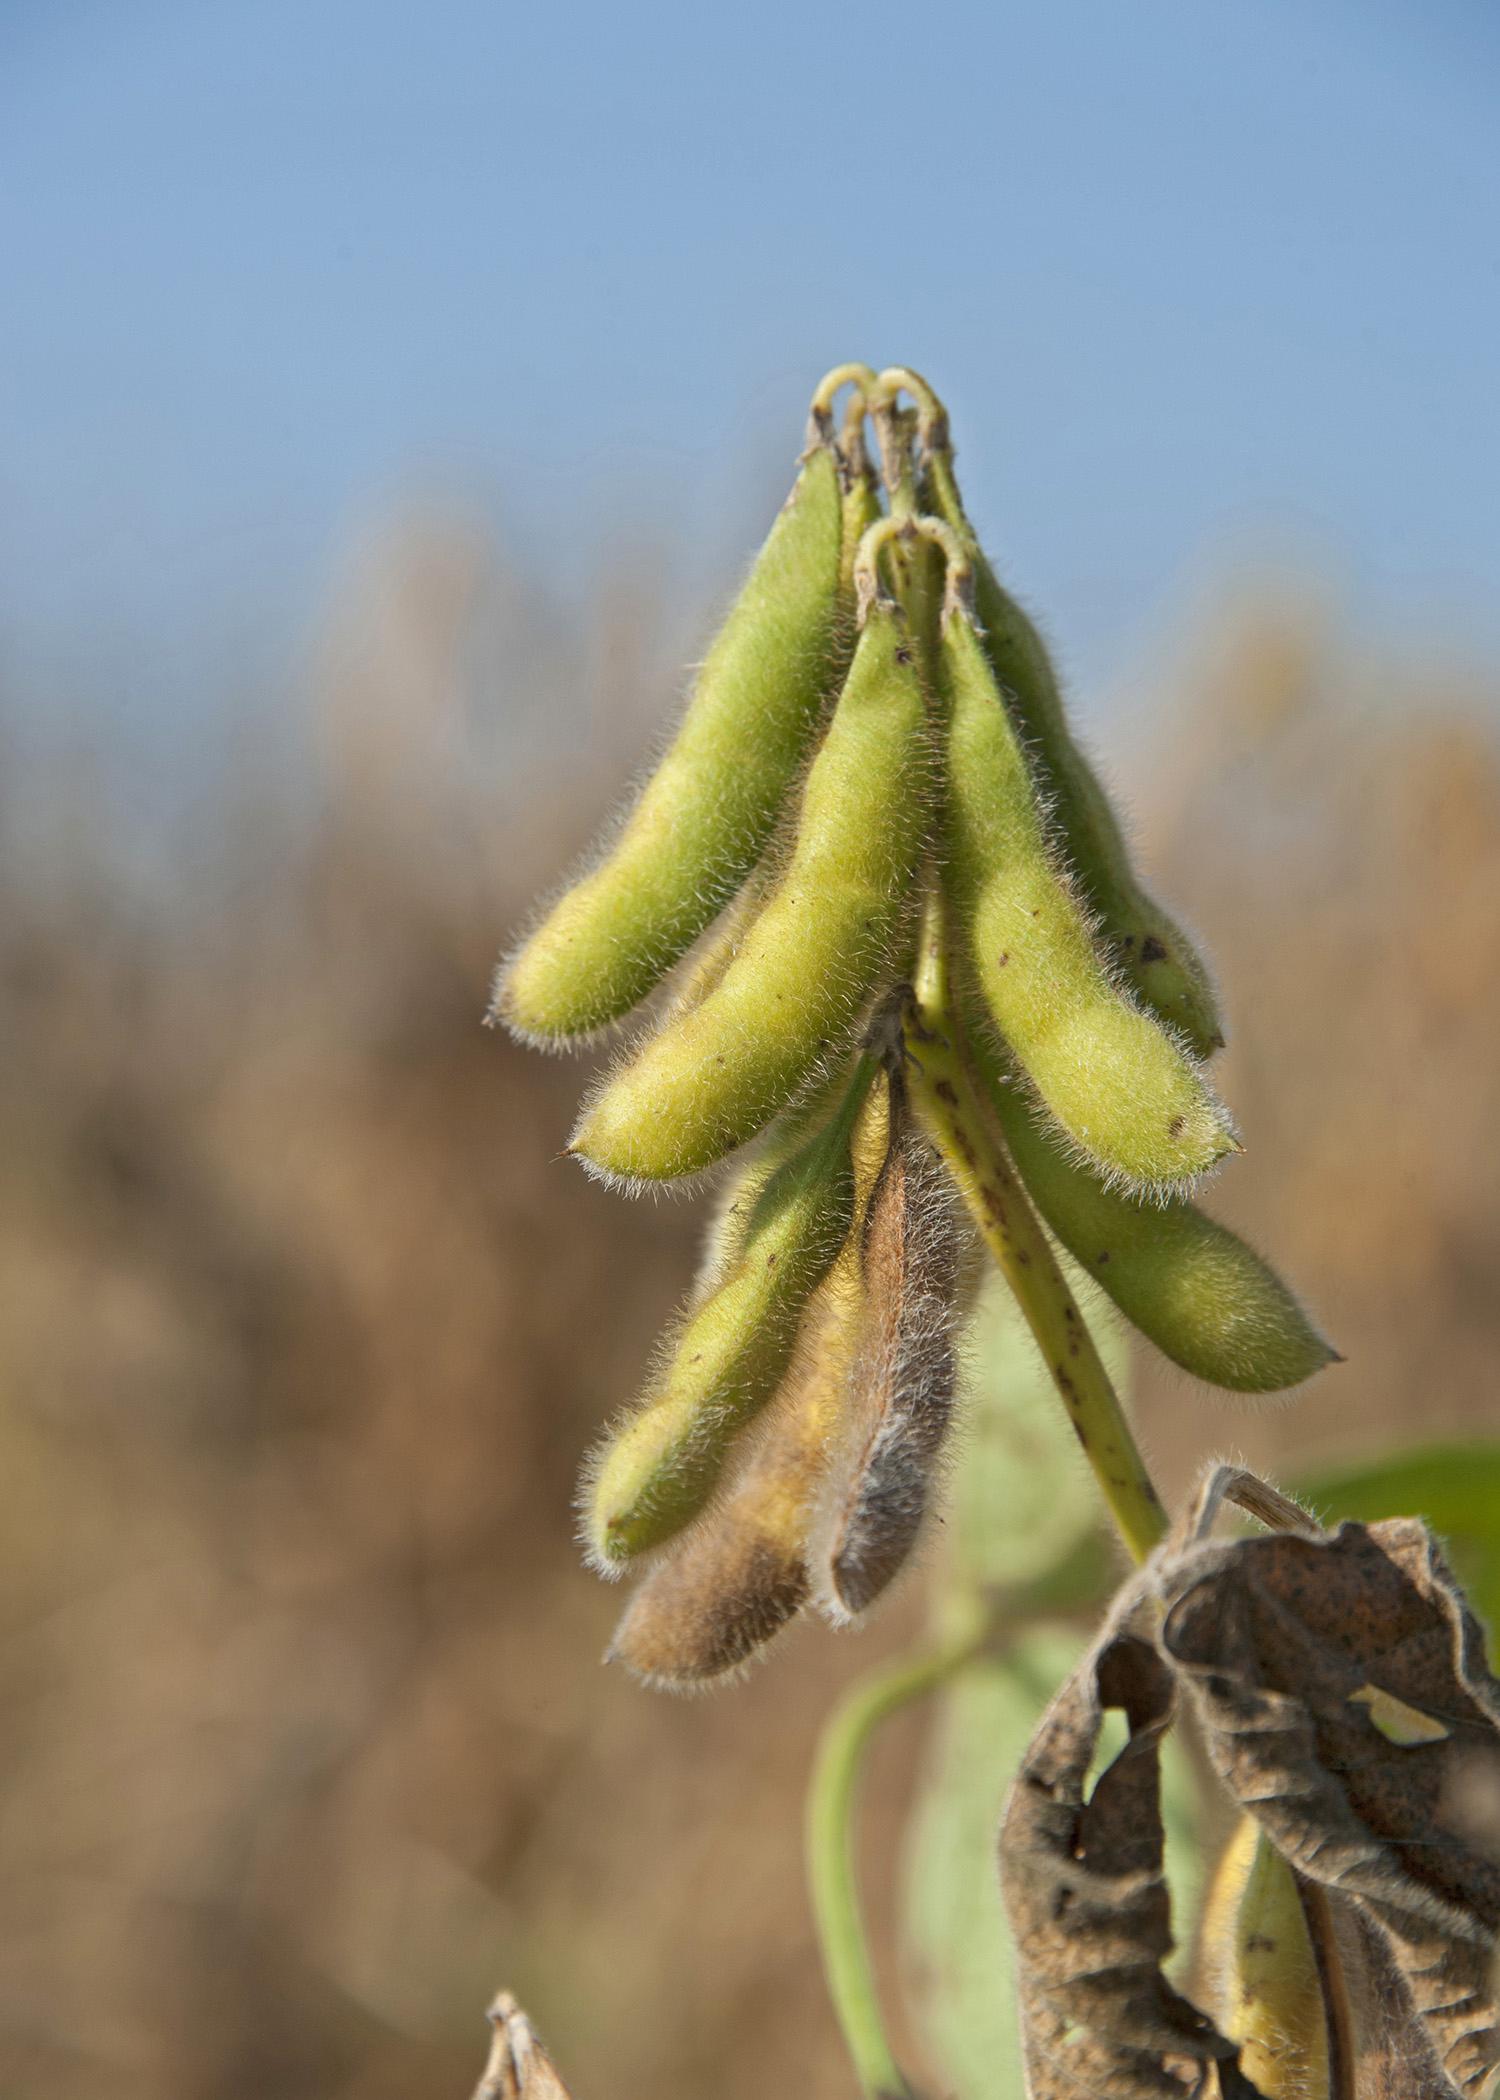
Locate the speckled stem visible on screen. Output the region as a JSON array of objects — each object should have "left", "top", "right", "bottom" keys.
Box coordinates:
[{"left": 902, "top": 894, "right": 1168, "bottom": 1565}]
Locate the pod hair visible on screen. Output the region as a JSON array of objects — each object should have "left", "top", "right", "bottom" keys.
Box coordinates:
[
  {"left": 605, "top": 1264, "right": 866, "bottom": 1691},
  {"left": 571, "top": 593, "right": 933, "bottom": 1185},
  {"left": 923, "top": 443, "right": 1225, "bottom": 1058},
  {"left": 811, "top": 1076, "right": 966, "bottom": 1624},
  {"left": 963, "top": 1008, "right": 1336, "bottom": 1394},
  {"left": 607, "top": 1071, "right": 894, "bottom": 1686},
  {"left": 495, "top": 433, "right": 847, "bottom": 1045},
  {"left": 578, "top": 1063, "right": 871, "bottom": 1571},
  {"left": 939, "top": 589, "right": 1236, "bottom": 1192}
]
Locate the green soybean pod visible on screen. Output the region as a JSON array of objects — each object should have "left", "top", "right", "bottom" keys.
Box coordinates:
[
  {"left": 963, "top": 1014, "right": 1335, "bottom": 1392},
  {"left": 606, "top": 1140, "right": 879, "bottom": 1688},
  {"left": 941, "top": 583, "right": 1235, "bottom": 1191},
  {"left": 925, "top": 447, "right": 1224, "bottom": 1058},
  {"left": 495, "top": 435, "right": 845, "bottom": 1044},
  {"left": 581, "top": 1066, "right": 868, "bottom": 1571},
  {"left": 648, "top": 450, "right": 882, "bottom": 1038},
  {"left": 571, "top": 581, "right": 931, "bottom": 1185}
]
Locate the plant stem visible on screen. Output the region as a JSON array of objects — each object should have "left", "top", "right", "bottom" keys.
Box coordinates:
[
  {"left": 902, "top": 897, "right": 1168, "bottom": 1565},
  {"left": 805, "top": 1615, "right": 987, "bottom": 2100}
]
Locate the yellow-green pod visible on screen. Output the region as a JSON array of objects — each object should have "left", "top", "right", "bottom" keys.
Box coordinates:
[
  {"left": 689, "top": 1050, "right": 868, "bottom": 1304},
  {"left": 495, "top": 436, "right": 845, "bottom": 1043},
  {"left": 581, "top": 1067, "right": 869, "bottom": 1570},
  {"left": 571, "top": 596, "right": 931, "bottom": 1184},
  {"left": 1200, "top": 1816, "right": 1330, "bottom": 2098},
  {"left": 607, "top": 1209, "right": 871, "bottom": 1688},
  {"left": 926, "top": 448, "right": 1224, "bottom": 1058},
  {"left": 964, "top": 1017, "right": 1333, "bottom": 1391},
  {"left": 940, "top": 591, "right": 1235, "bottom": 1190}
]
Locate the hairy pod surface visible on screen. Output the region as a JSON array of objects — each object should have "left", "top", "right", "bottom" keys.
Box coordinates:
[
  {"left": 812, "top": 1079, "right": 964, "bottom": 1621},
  {"left": 572, "top": 600, "right": 931, "bottom": 1183},
  {"left": 606, "top": 1077, "right": 892, "bottom": 1681},
  {"left": 940, "top": 601, "right": 1235, "bottom": 1189},
  {"left": 496, "top": 439, "right": 845, "bottom": 1042},
  {"left": 581, "top": 1074, "right": 865, "bottom": 1569},
  {"left": 1201, "top": 1817, "right": 1331, "bottom": 2099},
  {"left": 606, "top": 1257, "right": 867, "bottom": 1688},
  {"left": 964, "top": 1016, "right": 1334, "bottom": 1392},
  {"left": 925, "top": 449, "right": 1225, "bottom": 1058}
]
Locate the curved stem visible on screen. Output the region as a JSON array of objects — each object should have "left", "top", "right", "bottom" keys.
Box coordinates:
[
  {"left": 812, "top": 361, "right": 880, "bottom": 416},
  {"left": 805, "top": 1618, "right": 987, "bottom": 2100},
  {"left": 868, "top": 366, "right": 951, "bottom": 455},
  {"left": 902, "top": 896, "right": 1168, "bottom": 1565},
  {"left": 810, "top": 362, "right": 879, "bottom": 451}
]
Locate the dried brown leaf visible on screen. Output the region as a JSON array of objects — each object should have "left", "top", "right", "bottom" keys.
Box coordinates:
[
  {"left": 1000, "top": 1621, "right": 1267, "bottom": 2097},
  {"left": 471, "top": 1992, "right": 578, "bottom": 2100},
  {"left": 1159, "top": 1502, "right": 1500, "bottom": 2096}
]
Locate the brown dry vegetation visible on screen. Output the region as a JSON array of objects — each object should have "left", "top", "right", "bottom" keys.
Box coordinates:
[{"left": 1, "top": 521, "right": 1496, "bottom": 2098}]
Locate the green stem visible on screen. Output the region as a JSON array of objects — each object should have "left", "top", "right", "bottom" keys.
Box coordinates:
[
  {"left": 902, "top": 896, "right": 1168, "bottom": 1565},
  {"left": 805, "top": 1617, "right": 987, "bottom": 2100}
]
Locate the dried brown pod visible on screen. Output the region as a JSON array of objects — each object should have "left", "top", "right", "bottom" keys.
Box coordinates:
[
  {"left": 608, "top": 1076, "right": 893, "bottom": 1688},
  {"left": 1159, "top": 1496, "right": 1500, "bottom": 2098},
  {"left": 999, "top": 1616, "right": 1267, "bottom": 2097},
  {"left": 606, "top": 1265, "right": 863, "bottom": 1689},
  {"left": 811, "top": 1076, "right": 965, "bottom": 1623}
]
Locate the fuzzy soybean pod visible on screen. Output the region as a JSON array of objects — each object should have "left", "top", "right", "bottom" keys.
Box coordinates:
[
  {"left": 811, "top": 1079, "right": 965, "bottom": 1622},
  {"left": 940, "top": 570, "right": 1235, "bottom": 1191},
  {"left": 606, "top": 1261, "right": 863, "bottom": 1687},
  {"left": 925, "top": 448, "right": 1224, "bottom": 1059},
  {"left": 495, "top": 435, "right": 845, "bottom": 1044},
  {"left": 571, "top": 567, "right": 931, "bottom": 1184},
  {"left": 964, "top": 1015, "right": 1335, "bottom": 1392},
  {"left": 582, "top": 1067, "right": 869, "bottom": 1572},
  {"left": 606, "top": 1112, "right": 887, "bottom": 1687}
]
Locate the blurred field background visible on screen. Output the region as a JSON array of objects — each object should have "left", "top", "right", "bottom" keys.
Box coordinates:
[{"left": 5, "top": 3, "right": 1500, "bottom": 2096}]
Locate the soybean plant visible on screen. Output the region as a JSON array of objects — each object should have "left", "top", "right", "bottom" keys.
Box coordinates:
[
  {"left": 498, "top": 361, "right": 1326, "bottom": 1647},
  {"left": 489, "top": 366, "right": 1500, "bottom": 2100}
]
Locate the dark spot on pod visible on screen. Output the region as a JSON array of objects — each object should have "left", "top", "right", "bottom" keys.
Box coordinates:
[
  {"left": 1245, "top": 1934, "right": 1277, "bottom": 1956},
  {"left": 997, "top": 951, "right": 1010, "bottom": 966},
  {"left": 1097, "top": 1251, "right": 1111, "bottom": 1264},
  {"left": 894, "top": 645, "right": 914, "bottom": 667},
  {"left": 1016, "top": 1248, "right": 1031, "bottom": 1265},
  {"left": 1139, "top": 934, "right": 1168, "bottom": 965},
  {"left": 765, "top": 1253, "right": 778, "bottom": 1268},
  {"left": 934, "top": 1079, "right": 960, "bottom": 1106},
  {"left": 1064, "top": 1305, "right": 1078, "bottom": 1323},
  {"left": 1167, "top": 1114, "right": 1185, "bottom": 1138}
]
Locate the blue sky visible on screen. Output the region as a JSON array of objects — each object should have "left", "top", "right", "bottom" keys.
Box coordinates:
[{"left": 2, "top": 0, "right": 1497, "bottom": 766}]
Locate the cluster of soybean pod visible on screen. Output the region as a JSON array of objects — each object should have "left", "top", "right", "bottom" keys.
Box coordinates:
[{"left": 495, "top": 363, "right": 1335, "bottom": 1689}]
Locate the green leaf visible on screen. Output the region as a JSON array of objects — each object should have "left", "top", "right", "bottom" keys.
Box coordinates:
[
  {"left": 901, "top": 1630, "right": 1207, "bottom": 2099},
  {"left": 944, "top": 1271, "right": 1130, "bottom": 1607},
  {"left": 902, "top": 1632, "right": 1080, "bottom": 2100},
  {"left": 1293, "top": 1442, "right": 1500, "bottom": 1638}
]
